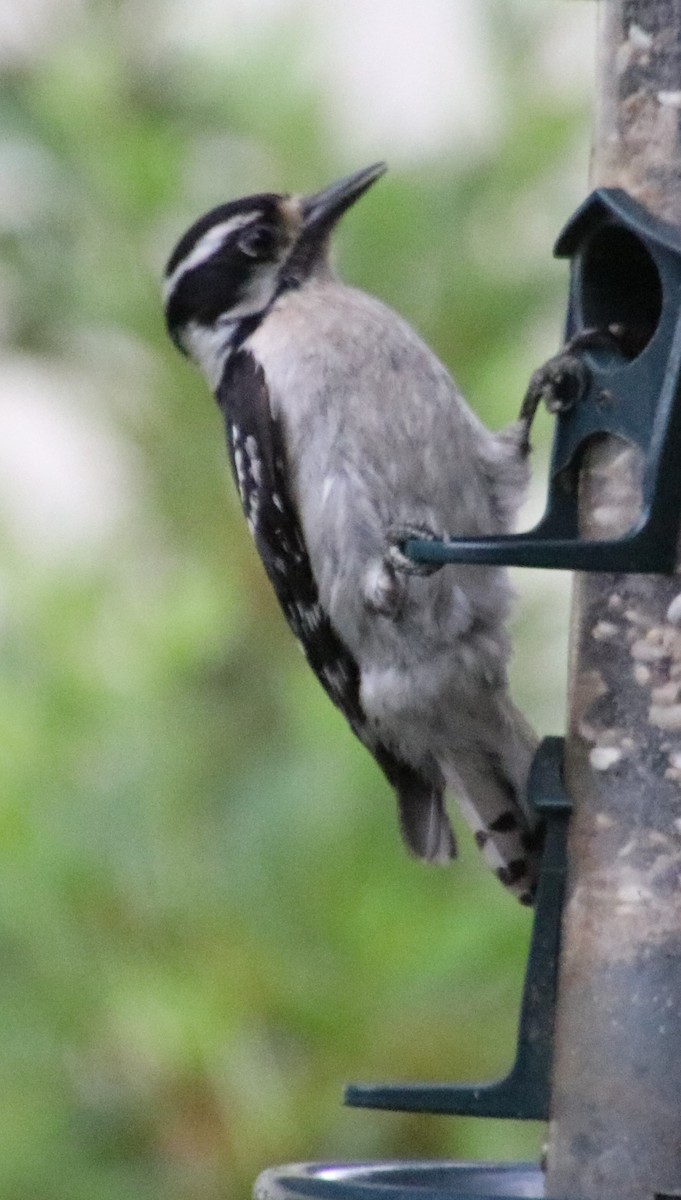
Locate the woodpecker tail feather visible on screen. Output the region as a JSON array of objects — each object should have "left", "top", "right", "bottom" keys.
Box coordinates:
[
  {"left": 373, "top": 746, "right": 456, "bottom": 864},
  {"left": 397, "top": 781, "right": 457, "bottom": 865},
  {"left": 444, "top": 700, "right": 540, "bottom": 904}
]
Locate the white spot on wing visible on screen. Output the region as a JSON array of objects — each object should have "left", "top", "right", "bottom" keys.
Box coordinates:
[
  {"left": 297, "top": 602, "right": 324, "bottom": 632},
  {"left": 233, "top": 453, "right": 247, "bottom": 504},
  {"left": 247, "top": 491, "right": 260, "bottom": 531},
  {"left": 245, "top": 435, "right": 262, "bottom": 486},
  {"left": 322, "top": 662, "right": 352, "bottom": 701}
]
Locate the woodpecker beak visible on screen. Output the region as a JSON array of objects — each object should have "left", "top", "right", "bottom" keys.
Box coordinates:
[{"left": 301, "top": 162, "right": 387, "bottom": 236}]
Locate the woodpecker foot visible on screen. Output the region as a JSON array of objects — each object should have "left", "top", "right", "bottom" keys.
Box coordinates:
[
  {"left": 386, "top": 524, "right": 442, "bottom": 577},
  {"left": 518, "top": 324, "right": 634, "bottom": 452}
]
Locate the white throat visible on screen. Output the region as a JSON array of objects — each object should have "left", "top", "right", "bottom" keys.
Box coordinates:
[{"left": 184, "top": 319, "right": 237, "bottom": 390}]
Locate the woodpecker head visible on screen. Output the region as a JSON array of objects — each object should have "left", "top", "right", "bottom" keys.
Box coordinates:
[{"left": 163, "top": 162, "right": 386, "bottom": 370}]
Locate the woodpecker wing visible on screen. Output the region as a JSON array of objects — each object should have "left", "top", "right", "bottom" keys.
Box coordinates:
[
  {"left": 217, "top": 348, "right": 366, "bottom": 731},
  {"left": 215, "top": 348, "right": 455, "bottom": 862}
]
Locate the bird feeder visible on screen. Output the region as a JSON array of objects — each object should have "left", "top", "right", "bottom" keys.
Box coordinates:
[{"left": 255, "top": 4, "right": 681, "bottom": 1198}]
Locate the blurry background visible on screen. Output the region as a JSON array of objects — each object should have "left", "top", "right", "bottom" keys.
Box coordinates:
[{"left": 0, "top": 2, "right": 595, "bottom": 1197}]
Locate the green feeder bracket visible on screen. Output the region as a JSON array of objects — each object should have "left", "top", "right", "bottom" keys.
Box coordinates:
[
  {"left": 400, "top": 188, "right": 681, "bottom": 575},
  {"left": 344, "top": 736, "right": 570, "bottom": 1122}
]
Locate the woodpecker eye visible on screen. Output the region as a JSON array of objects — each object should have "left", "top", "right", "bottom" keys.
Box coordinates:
[{"left": 237, "top": 224, "right": 277, "bottom": 259}]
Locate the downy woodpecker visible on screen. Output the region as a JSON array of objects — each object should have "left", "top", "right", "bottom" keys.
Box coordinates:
[{"left": 163, "top": 163, "right": 540, "bottom": 902}]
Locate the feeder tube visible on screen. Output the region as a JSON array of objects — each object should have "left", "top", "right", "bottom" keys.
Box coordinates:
[{"left": 545, "top": 3, "right": 681, "bottom": 1199}]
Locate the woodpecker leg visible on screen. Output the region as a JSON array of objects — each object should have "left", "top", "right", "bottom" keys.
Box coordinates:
[
  {"left": 363, "top": 558, "right": 405, "bottom": 618},
  {"left": 386, "top": 524, "right": 442, "bottom": 578}
]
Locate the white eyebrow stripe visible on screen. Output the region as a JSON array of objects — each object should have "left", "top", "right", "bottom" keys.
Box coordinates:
[{"left": 162, "top": 211, "right": 260, "bottom": 305}]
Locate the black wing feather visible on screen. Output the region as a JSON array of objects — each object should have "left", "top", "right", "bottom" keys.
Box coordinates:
[
  {"left": 216, "top": 349, "right": 452, "bottom": 858},
  {"left": 217, "top": 349, "right": 365, "bottom": 732}
]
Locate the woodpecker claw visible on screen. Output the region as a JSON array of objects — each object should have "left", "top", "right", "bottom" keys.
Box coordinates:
[
  {"left": 518, "top": 325, "right": 629, "bottom": 449},
  {"left": 386, "top": 524, "right": 443, "bottom": 577}
]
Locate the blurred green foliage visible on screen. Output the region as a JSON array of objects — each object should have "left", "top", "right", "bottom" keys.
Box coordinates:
[{"left": 0, "top": 4, "right": 587, "bottom": 1197}]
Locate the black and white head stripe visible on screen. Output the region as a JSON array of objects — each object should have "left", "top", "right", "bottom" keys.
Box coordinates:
[
  {"left": 162, "top": 212, "right": 259, "bottom": 306},
  {"left": 164, "top": 196, "right": 280, "bottom": 278}
]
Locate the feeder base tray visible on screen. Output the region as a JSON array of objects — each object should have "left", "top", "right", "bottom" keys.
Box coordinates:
[{"left": 254, "top": 1160, "right": 544, "bottom": 1200}]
